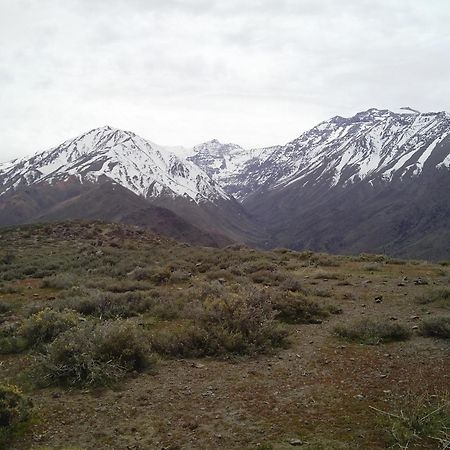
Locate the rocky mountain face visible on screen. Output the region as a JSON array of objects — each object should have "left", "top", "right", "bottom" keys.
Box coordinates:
[{"left": 1, "top": 108, "right": 449, "bottom": 258}]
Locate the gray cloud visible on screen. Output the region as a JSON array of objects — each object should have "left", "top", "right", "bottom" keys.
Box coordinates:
[{"left": 1, "top": 0, "right": 450, "bottom": 161}]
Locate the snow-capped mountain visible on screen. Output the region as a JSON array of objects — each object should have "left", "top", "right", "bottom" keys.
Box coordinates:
[
  {"left": 1, "top": 108, "right": 449, "bottom": 258},
  {"left": 0, "top": 126, "right": 231, "bottom": 204},
  {"left": 0, "top": 126, "right": 264, "bottom": 247},
  {"left": 186, "top": 139, "right": 274, "bottom": 199},
  {"left": 198, "top": 108, "right": 450, "bottom": 200},
  {"left": 239, "top": 108, "right": 450, "bottom": 259}
]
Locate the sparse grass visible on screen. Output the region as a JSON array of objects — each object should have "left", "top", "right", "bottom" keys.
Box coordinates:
[
  {"left": 417, "top": 288, "right": 450, "bottom": 308},
  {"left": 371, "top": 394, "right": 450, "bottom": 449},
  {"left": 419, "top": 316, "right": 450, "bottom": 339},
  {"left": 334, "top": 318, "right": 411, "bottom": 344},
  {"left": 0, "top": 221, "right": 448, "bottom": 449}
]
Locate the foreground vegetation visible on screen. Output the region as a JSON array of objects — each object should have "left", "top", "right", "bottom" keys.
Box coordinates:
[{"left": 0, "top": 221, "right": 449, "bottom": 449}]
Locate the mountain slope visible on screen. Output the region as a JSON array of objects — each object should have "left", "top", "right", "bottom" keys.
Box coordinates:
[
  {"left": 0, "top": 127, "right": 263, "bottom": 246},
  {"left": 0, "top": 126, "right": 231, "bottom": 203},
  {"left": 241, "top": 108, "right": 450, "bottom": 259},
  {"left": 0, "top": 177, "right": 232, "bottom": 247}
]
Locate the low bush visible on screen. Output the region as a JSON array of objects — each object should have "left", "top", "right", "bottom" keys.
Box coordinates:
[
  {"left": 314, "top": 271, "right": 341, "bottom": 280},
  {"left": 250, "top": 270, "right": 286, "bottom": 285},
  {"left": 272, "top": 293, "right": 329, "bottom": 324},
  {"left": 334, "top": 318, "right": 411, "bottom": 344},
  {"left": 279, "top": 277, "right": 307, "bottom": 293},
  {"left": 19, "top": 308, "right": 80, "bottom": 346},
  {"left": 34, "top": 321, "right": 154, "bottom": 386},
  {"left": 57, "top": 291, "right": 154, "bottom": 319},
  {"left": 0, "top": 303, "right": 11, "bottom": 315},
  {"left": 310, "top": 254, "right": 341, "bottom": 267},
  {"left": 41, "top": 273, "right": 78, "bottom": 290},
  {"left": 417, "top": 288, "right": 450, "bottom": 308},
  {"left": 150, "top": 322, "right": 209, "bottom": 358},
  {"left": 0, "top": 322, "right": 28, "bottom": 354},
  {"left": 151, "top": 290, "right": 289, "bottom": 357},
  {"left": 0, "top": 384, "right": 32, "bottom": 448},
  {"left": 419, "top": 316, "right": 450, "bottom": 339}
]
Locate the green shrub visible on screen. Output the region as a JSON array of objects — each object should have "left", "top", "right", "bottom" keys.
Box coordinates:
[
  {"left": 19, "top": 308, "right": 80, "bottom": 346},
  {"left": 241, "top": 260, "right": 277, "bottom": 274},
  {"left": 41, "top": 273, "right": 78, "bottom": 290},
  {"left": 0, "top": 321, "right": 28, "bottom": 354},
  {"left": 151, "top": 290, "right": 289, "bottom": 357},
  {"left": 279, "top": 277, "right": 306, "bottom": 293},
  {"left": 0, "top": 384, "right": 32, "bottom": 448},
  {"left": 34, "top": 321, "right": 154, "bottom": 387},
  {"left": 334, "top": 318, "right": 411, "bottom": 344},
  {"left": 57, "top": 291, "right": 154, "bottom": 319},
  {"left": 0, "top": 303, "right": 11, "bottom": 315},
  {"left": 250, "top": 270, "right": 286, "bottom": 285},
  {"left": 314, "top": 271, "right": 341, "bottom": 280},
  {"left": 272, "top": 293, "right": 329, "bottom": 324},
  {"left": 419, "top": 316, "right": 450, "bottom": 339},
  {"left": 150, "top": 322, "right": 209, "bottom": 358},
  {"left": 310, "top": 254, "right": 340, "bottom": 267},
  {"left": 126, "top": 266, "right": 151, "bottom": 281},
  {"left": 149, "top": 266, "right": 172, "bottom": 284}
]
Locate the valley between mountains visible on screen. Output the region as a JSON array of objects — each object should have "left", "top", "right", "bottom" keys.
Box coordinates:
[{"left": 1, "top": 107, "right": 449, "bottom": 259}]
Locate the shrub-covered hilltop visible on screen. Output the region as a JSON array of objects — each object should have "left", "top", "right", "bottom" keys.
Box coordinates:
[{"left": 0, "top": 221, "right": 449, "bottom": 450}]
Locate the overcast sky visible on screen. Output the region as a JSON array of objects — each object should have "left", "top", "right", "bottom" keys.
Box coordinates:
[{"left": 1, "top": 0, "right": 450, "bottom": 162}]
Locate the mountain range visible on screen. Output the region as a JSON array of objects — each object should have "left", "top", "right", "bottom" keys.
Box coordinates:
[{"left": 1, "top": 107, "right": 449, "bottom": 259}]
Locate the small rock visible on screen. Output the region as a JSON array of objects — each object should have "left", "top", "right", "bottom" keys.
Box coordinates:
[
  {"left": 390, "top": 316, "right": 398, "bottom": 321},
  {"left": 397, "top": 282, "right": 406, "bottom": 287},
  {"left": 289, "top": 438, "right": 304, "bottom": 446},
  {"left": 412, "top": 325, "right": 419, "bottom": 330}
]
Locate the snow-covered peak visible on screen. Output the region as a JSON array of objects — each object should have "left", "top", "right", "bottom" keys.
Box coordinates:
[
  {"left": 187, "top": 139, "right": 272, "bottom": 198},
  {"left": 0, "top": 127, "right": 231, "bottom": 203},
  {"left": 252, "top": 108, "right": 450, "bottom": 192}
]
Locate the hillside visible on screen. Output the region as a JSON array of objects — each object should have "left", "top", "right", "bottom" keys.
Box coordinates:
[
  {"left": 0, "top": 221, "right": 449, "bottom": 450},
  {"left": 1, "top": 108, "right": 450, "bottom": 259}
]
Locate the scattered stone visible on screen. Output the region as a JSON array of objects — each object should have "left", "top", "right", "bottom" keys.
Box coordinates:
[
  {"left": 390, "top": 316, "right": 398, "bottom": 321},
  {"left": 191, "top": 362, "right": 205, "bottom": 369},
  {"left": 414, "top": 278, "right": 428, "bottom": 285},
  {"left": 409, "top": 315, "right": 420, "bottom": 320},
  {"left": 412, "top": 325, "right": 419, "bottom": 330},
  {"left": 289, "top": 438, "right": 304, "bottom": 446},
  {"left": 397, "top": 282, "right": 406, "bottom": 287}
]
